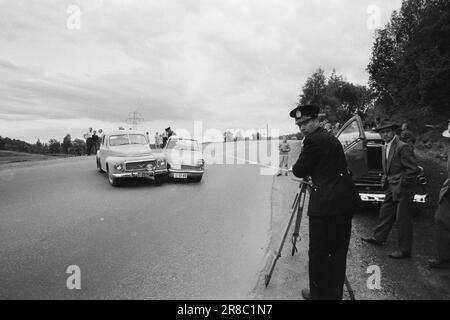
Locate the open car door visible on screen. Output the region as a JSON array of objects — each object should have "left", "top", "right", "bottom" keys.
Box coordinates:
[{"left": 336, "top": 115, "right": 368, "bottom": 179}]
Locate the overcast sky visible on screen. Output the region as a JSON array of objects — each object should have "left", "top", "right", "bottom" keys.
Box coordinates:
[{"left": 0, "top": 0, "right": 402, "bottom": 143}]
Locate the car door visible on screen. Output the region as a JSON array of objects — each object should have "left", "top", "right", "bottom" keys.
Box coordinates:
[{"left": 336, "top": 115, "right": 368, "bottom": 179}]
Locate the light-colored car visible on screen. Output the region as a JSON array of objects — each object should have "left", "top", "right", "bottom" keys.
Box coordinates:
[
  {"left": 335, "top": 115, "right": 428, "bottom": 204},
  {"left": 163, "top": 136, "right": 205, "bottom": 182},
  {"left": 96, "top": 130, "right": 168, "bottom": 186}
]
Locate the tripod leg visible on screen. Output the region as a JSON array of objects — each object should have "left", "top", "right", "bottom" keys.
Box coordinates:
[
  {"left": 265, "top": 184, "right": 304, "bottom": 287},
  {"left": 290, "top": 187, "right": 301, "bottom": 213},
  {"left": 291, "top": 185, "right": 308, "bottom": 255}
]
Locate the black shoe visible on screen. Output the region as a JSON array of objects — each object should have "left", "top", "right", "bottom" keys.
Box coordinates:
[
  {"left": 428, "top": 258, "right": 450, "bottom": 269},
  {"left": 361, "top": 237, "right": 384, "bottom": 246},
  {"left": 388, "top": 251, "right": 411, "bottom": 259},
  {"left": 301, "top": 288, "right": 311, "bottom": 300}
]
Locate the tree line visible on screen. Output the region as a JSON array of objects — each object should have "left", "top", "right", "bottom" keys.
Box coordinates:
[
  {"left": 299, "top": 0, "right": 449, "bottom": 131},
  {"left": 0, "top": 134, "right": 87, "bottom": 156}
]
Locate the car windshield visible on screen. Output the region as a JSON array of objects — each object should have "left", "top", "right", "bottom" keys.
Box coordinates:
[
  {"left": 109, "top": 134, "right": 148, "bottom": 146},
  {"left": 166, "top": 139, "right": 199, "bottom": 151}
]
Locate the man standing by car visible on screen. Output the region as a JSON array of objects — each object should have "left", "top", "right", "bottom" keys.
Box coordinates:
[
  {"left": 154, "top": 132, "right": 161, "bottom": 148},
  {"left": 277, "top": 136, "right": 291, "bottom": 176},
  {"left": 161, "top": 130, "right": 168, "bottom": 148},
  {"left": 362, "top": 120, "right": 419, "bottom": 259},
  {"left": 428, "top": 124, "right": 450, "bottom": 269},
  {"left": 83, "top": 127, "right": 94, "bottom": 155},
  {"left": 290, "top": 104, "right": 359, "bottom": 300},
  {"left": 166, "top": 127, "right": 175, "bottom": 138},
  {"left": 92, "top": 130, "right": 99, "bottom": 154}
]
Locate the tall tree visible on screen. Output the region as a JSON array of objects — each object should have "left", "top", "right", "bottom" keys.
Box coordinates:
[
  {"left": 48, "top": 139, "right": 61, "bottom": 154},
  {"left": 298, "top": 68, "right": 375, "bottom": 124},
  {"left": 69, "top": 139, "right": 86, "bottom": 156},
  {"left": 299, "top": 67, "right": 327, "bottom": 107},
  {"left": 62, "top": 134, "right": 72, "bottom": 154},
  {"left": 34, "top": 139, "right": 43, "bottom": 154},
  {"left": 367, "top": 0, "right": 450, "bottom": 124}
]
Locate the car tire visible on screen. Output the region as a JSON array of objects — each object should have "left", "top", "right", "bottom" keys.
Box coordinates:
[
  {"left": 107, "top": 167, "right": 120, "bottom": 187},
  {"left": 97, "top": 157, "right": 104, "bottom": 172},
  {"left": 192, "top": 175, "right": 203, "bottom": 182}
]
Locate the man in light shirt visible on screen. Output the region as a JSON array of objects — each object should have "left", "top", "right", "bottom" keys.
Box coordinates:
[
  {"left": 362, "top": 120, "right": 419, "bottom": 259},
  {"left": 154, "top": 132, "right": 161, "bottom": 148},
  {"left": 277, "top": 136, "right": 291, "bottom": 176},
  {"left": 83, "top": 127, "right": 94, "bottom": 155}
]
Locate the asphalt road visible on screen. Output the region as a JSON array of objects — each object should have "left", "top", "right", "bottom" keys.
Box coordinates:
[{"left": 0, "top": 142, "right": 274, "bottom": 299}]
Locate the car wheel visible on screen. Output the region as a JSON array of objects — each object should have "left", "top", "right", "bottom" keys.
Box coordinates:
[
  {"left": 97, "top": 157, "right": 104, "bottom": 172},
  {"left": 107, "top": 167, "right": 120, "bottom": 186},
  {"left": 192, "top": 175, "right": 203, "bottom": 182}
]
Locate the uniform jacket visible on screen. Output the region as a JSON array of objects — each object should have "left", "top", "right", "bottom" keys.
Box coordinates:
[
  {"left": 381, "top": 135, "right": 419, "bottom": 199},
  {"left": 279, "top": 142, "right": 291, "bottom": 154},
  {"left": 292, "top": 127, "right": 359, "bottom": 217},
  {"left": 439, "top": 152, "right": 450, "bottom": 203}
]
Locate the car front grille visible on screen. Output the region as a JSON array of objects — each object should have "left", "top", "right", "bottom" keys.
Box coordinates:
[
  {"left": 126, "top": 160, "right": 156, "bottom": 171},
  {"left": 180, "top": 164, "right": 202, "bottom": 171}
]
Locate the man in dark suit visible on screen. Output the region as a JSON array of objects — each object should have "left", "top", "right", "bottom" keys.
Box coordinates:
[
  {"left": 290, "top": 104, "right": 359, "bottom": 300},
  {"left": 428, "top": 124, "right": 450, "bottom": 269},
  {"left": 362, "top": 120, "right": 419, "bottom": 259}
]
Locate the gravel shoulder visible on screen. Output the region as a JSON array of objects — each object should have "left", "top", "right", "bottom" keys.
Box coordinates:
[{"left": 253, "top": 142, "right": 450, "bottom": 300}]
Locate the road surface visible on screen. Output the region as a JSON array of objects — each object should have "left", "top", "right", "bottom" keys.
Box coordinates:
[{"left": 0, "top": 142, "right": 274, "bottom": 299}]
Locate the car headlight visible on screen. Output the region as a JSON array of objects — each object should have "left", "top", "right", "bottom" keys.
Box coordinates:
[
  {"left": 157, "top": 159, "right": 166, "bottom": 167},
  {"left": 114, "top": 163, "right": 123, "bottom": 171},
  {"left": 196, "top": 159, "right": 205, "bottom": 166}
]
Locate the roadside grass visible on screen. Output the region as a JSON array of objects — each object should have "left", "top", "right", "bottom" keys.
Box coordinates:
[{"left": 0, "top": 150, "right": 72, "bottom": 166}]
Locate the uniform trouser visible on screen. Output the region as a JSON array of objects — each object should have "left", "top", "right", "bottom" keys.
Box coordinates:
[
  {"left": 278, "top": 154, "right": 288, "bottom": 173},
  {"left": 373, "top": 190, "right": 414, "bottom": 253},
  {"left": 435, "top": 193, "right": 450, "bottom": 261},
  {"left": 309, "top": 213, "right": 352, "bottom": 300}
]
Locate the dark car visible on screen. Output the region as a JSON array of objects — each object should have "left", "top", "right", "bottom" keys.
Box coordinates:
[{"left": 335, "top": 115, "right": 428, "bottom": 204}]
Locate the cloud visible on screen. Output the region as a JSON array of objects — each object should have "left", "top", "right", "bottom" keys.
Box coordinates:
[{"left": 0, "top": 0, "right": 402, "bottom": 141}]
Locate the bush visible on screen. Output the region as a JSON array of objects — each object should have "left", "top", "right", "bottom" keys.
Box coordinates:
[{"left": 69, "top": 139, "right": 86, "bottom": 156}]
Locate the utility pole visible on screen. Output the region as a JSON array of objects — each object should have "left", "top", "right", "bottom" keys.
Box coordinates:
[{"left": 126, "top": 111, "right": 144, "bottom": 130}]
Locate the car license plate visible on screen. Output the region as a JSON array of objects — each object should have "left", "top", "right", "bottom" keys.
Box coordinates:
[{"left": 174, "top": 173, "right": 187, "bottom": 179}]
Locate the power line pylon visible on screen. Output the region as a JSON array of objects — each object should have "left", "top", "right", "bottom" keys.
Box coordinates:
[{"left": 126, "top": 111, "right": 144, "bottom": 130}]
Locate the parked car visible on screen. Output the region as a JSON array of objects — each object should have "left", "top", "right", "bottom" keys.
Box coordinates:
[
  {"left": 96, "top": 130, "right": 168, "bottom": 186},
  {"left": 163, "top": 136, "right": 205, "bottom": 182},
  {"left": 335, "top": 115, "right": 428, "bottom": 204}
]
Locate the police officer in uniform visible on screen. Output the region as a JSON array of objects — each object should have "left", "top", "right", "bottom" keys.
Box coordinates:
[{"left": 290, "top": 104, "right": 359, "bottom": 300}]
